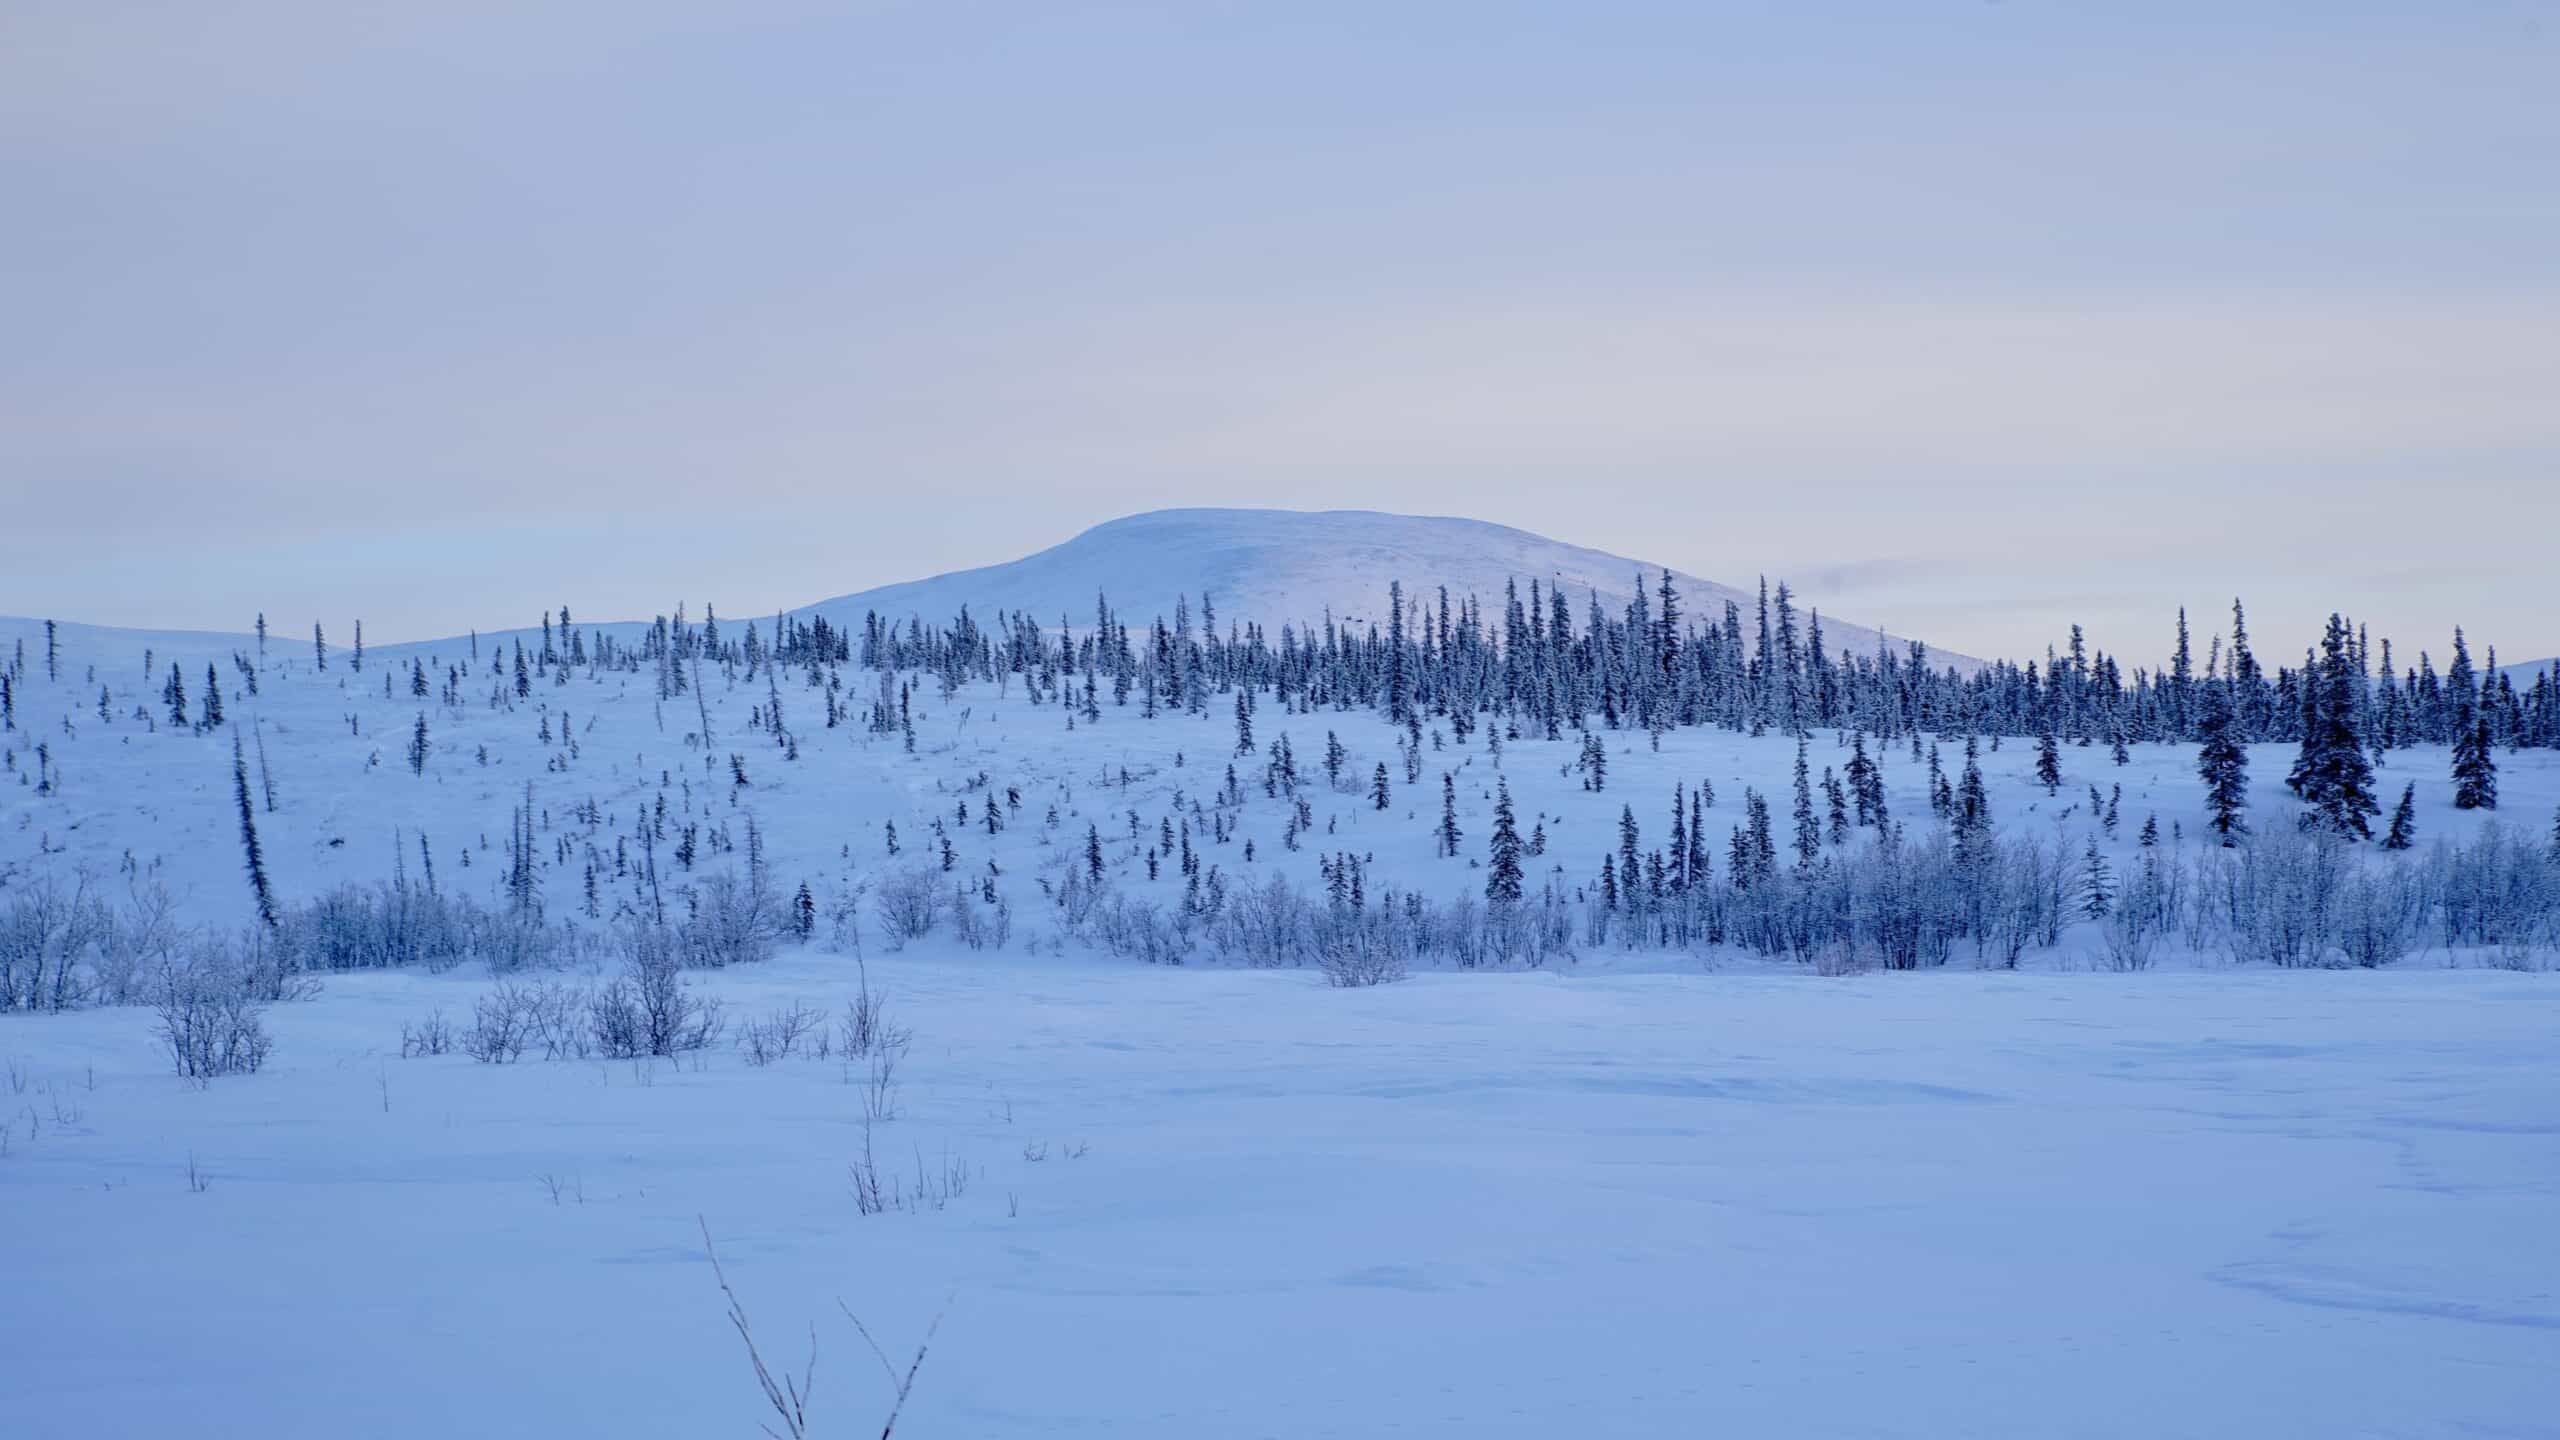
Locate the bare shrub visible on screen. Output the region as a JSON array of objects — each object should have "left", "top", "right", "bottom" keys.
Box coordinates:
[
  {"left": 859, "top": 1045, "right": 902, "bottom": 1122},
  {"left": 0, "top": 870, "right": 110, "bottom": 1013},
  {"left": 1316, "top": 931, "right": 1407, "bottom": 988},
  {"left": 401, "top": 1009, "right": 455, "bottom": 1058},
  {"left": 464, "top": 982, "right": 540, "bottom": 1062},
  {"left": 740, "top": 1002, "right": 825, "bottom": 1067},
  {"left": 872, "top": 868, "right": 942, "bottom": 948},
  {"left": 684, "top": 867, "right": 781, "bottom": 969},
  {"left": 701, "top": 1214, "right": 948, "bottom": 1439},
  {"left": 589, "top": 924, "right": 725, "bottom": 1059},
  {"left": 153, "top": 966, "right": 274, "bottom": 1080},
  {"left": 837, "top": 961, "right": 910, "bottom": 1060},
  {"left": 947, "top": 886, "right": 1011, "bottom": 951}
]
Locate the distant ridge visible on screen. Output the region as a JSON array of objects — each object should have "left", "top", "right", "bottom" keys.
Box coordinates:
[{"left": 805, "top": 508, "right": 1974, "bottom": 671}]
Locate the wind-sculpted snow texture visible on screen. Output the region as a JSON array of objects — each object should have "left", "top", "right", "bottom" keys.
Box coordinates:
[{"left": 4, "top": 957, "right": 2557, "bottom": 1436}]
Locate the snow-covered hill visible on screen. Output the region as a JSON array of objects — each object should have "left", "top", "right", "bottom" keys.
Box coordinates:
[
  {"left": 4, "top": 509, "right": 1973, "bottom": 677},
  {"left": 806, "top": 509, "right": 1973, "bottom": 670}
]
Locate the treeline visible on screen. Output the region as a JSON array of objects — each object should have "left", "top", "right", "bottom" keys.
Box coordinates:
[{"left": 805, "top": 580, "right": 2555, "bottom": 754}]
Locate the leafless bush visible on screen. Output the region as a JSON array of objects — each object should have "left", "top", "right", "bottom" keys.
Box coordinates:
[
  {"left": 701, "top": 1214, "right": 948, "bottom": 1439},
  {"left": 684, "top": 867, "right": 781, "bottom": 969},
  {"left": 1316, "top": 931, "right": 1407, "bottom": 988},
  {"left": 153, "top": 966, "right": 273, "bottom": 1080},
  {"left": 589, "top": 924, "right": 725, "bottom": 1059},
  {"left": 859, "top": 1046, "right": 902, "bottom": 1122},
  {"left": 850, "top": 1119, "right": 890, "bottom": 1216},
  {"left": 837, "top": 962, "right": 911, "bottom": 1060},
  {"left": 873, "top": 867, "right": 942, "bottom": 947},
  {"left": 823, "top": 877, "right": 870, "bottom": 958},
  {"left": 401, "top": 1009, "right": 455, "bottom": 1058},
  {"left": 464, "top": 982, "right": 540, "bottom": 1062},
  {"left": 0, "top": 870, "right": 110, "bottom": 1013},
  {"left": 947, "top": 886, "right": 1012, "bottom": 951},
  {"left": 740, "top": 1002, "right": 825, "bottom": 1066}
]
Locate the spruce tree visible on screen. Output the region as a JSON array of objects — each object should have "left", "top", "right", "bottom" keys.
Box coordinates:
[
  {"left": 2382, "top": 782, "right": 2417, "bottom": 850},
  {"left": 409, "top": 713, "right": 431, "bottom": 776},
  {"left": 1486, "top": 779, "right": 1524, "bottom": 902},
  {"left": 1437, "top": 772, "right": 1462, "bottom": 857},
  {"left": 200, "top": 663, "right": 222, "bottom": 728},
  {"left": 2079, "top": 835, "right": 2113, "bottom": 918},
  {"left": 2287, "top": 614, "right": 2381, "bottom": 839},
  {"left": 1791, "top": 738, "right": 1819, "bottom": 868},
  {"left": 2035, "top": 725, "right": 2062, "bottom": 795},
  {"left": 1372, "top": 762, "right": 1391, "bottom": 811},
  {"left": 2451, "top": 715, "right": 2498, "bottom": 810},
  {"left": 2196, "top": 679, "right": 2250, "bottom": 845},
  {"left": 232, "top": 736, "right": 277, "bottom": 929}
]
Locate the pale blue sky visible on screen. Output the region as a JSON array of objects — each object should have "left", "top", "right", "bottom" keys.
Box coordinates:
[{"left": 4, "top": 1, "right": 2554, "bottom": 663}]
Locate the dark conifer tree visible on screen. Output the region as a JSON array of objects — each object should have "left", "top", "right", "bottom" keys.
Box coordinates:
[
  {"left": 1437, "top": 772, "right": 1463, "bottom": 857},
  {"left": 200, "top": 663, "right": 223, "bottom": 727},
  {"left": 2035, "top": 725, "right": 2062, "bottom": 796},
  {"left": 1791, "top": 738, "right": 1819, "bottom": 868},
  {"left": 1372, "top": 762, "right": 1391, "bottom": 812},
  {"left": 409, "top": 713, "right": 431, "bottom": 776},
  {"left": 2451, "top": 714, "right": 2498, "bottom": 810},
  {"left": 2383, "top": 782, "right": 2417, "bottom": 850},
  {"left": 2196, "top": 679, "right": 2250, "bottom": 845},
  {"left": 1486, "top": 779, "right": 1524, "bottom": 902},
  {"left": 2288, "top": 614, "right": 2381, "bottom": 838},
  {"left": 232, "top": 736, "right": 277, "bottom": 929},
  {"left": 164, "top": 662, "right": 186, "bottom": 727}
]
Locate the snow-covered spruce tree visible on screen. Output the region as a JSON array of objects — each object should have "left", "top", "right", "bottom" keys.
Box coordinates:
[
  {"left": 2383, "top": 782, "right": 2417, "bottom": 851},
  {"left": 1437, "top": 772, "right": 1462, "bottom": 858},
  {"left": 232, "top": 735, "right": 278, "bottom": 930},
  {"left": 1372, "top": 762, "right": 1390, "bottom": 811},
  {"left": 2287, "top": 613, "right": 2381, "bottom": 839},
  {"left": 2451, "top": 714, "right": 2498, "bottom": 810},
  {"left": 2034, "top": 725, "right": 2062, "bottom": 796},
  {"left": 2195, "top": 678, "right": 2250, "bottom": 845},
  {"left": 408, "top": 713, "right": 431, "bottom": 776},
  {"left": 1791, "top": 738, "right": 1819, "bottom": 869},
  {"left": 1486, "top": 779, "right": 1524, "bottom": 902}
]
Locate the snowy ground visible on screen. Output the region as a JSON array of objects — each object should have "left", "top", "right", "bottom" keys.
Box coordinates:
[
  {"left": 6, "top": 615, "right": 2560, "bottom": 1436},
  {"left": 6, "top": 950, "right": 2558, "bottom": 1437}
]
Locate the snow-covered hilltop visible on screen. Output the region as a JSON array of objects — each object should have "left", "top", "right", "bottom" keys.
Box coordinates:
[{"left": 806, "top": 508, "right": 1970, "bottom": 671}]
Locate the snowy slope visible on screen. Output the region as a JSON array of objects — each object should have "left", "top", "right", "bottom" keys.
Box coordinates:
[
  {"left": 803, "top": 509, "right": 1974, "bottom": 670},
  {"left": 6, "top": 562, "right": 2560, "bottom": 1440},
  {"left": 4, "top": 510, "right": 1972, "bottom": 680}
]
